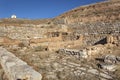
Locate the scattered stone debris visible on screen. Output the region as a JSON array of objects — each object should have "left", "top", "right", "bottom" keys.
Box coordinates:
[{"left": 96, "top": 55, "right": 120, "bottom": 71}]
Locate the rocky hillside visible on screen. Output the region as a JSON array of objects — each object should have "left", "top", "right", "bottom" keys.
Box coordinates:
[
  {"left": 54, "top": 0, "right": 120, "bottom": 24},
  {"left": 0, "top": 0, "right": 119, "bottom": 45},
  {"left": 52, "top": 0, "right": 120, "bottom": 46},
  {"left": 0, "top": 0, "right": 120, "bottom": 80}
]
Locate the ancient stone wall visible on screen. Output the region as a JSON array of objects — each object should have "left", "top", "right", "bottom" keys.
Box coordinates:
[
  {"left": 0, "top": 22, "right": 119, "bottom": 46},
  {"left": 57, "top": 44, "right": 105, "bottom": 59},
  {"left": 30, "top": 38, "right": 82, "bottom": 51},
  {"left": 70, "top": 22, "right": 120, "bottom": 45},
  {"left": 58, "top": 48, "right": 88, "bottom": 58},
  {"left": 106, "top": 35, "right": 120, "bottom": 44}
]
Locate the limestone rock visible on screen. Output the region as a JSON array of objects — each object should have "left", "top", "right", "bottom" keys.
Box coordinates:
[{"left": 0, "top": 47, "right": 42, "bottom": 80}]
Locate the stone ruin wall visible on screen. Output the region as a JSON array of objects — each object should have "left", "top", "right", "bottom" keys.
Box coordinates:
[
  {"left": 53, "top": 21, "right": 120, "bottom": 46},
  {"left": 0, "top": 22, "right": 119, "bottom": 49},
  {"left": 82, "top": 33, "right": 120, "bottom": 46},
  {"left": 29, "top": 34, "right": 83, "bottom": 51},
  {"left": 57, "top": 44, "right": 106, "bottom": 59},
  {"left": 69, "top": 22, "right": 120, "bottom": 45}
]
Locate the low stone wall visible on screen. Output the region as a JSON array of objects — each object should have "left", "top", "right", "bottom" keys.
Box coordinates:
[
  {"left": 0, "top": 47, "right": 42, "bottom": 80},
  {"left": 58, "top": 44, "right": 105, "bottom": 59},
  {"left": 58, "top": 48, "right": 88, "bottom": 58}
]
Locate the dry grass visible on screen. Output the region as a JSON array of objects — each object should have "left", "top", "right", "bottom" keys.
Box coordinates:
[
  {"left": 0, "top": 18, "right": 51, "bottom": 26},
  {"left": 55, "top": 0, "right": 120, "bottom": 23}
]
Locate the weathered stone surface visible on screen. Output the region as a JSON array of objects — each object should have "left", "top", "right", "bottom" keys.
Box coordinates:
[
  {"left": 96, "top": 55, "right": 120, "bottom": 71},
  {"left": 0, "top": 47, "right": 42, "bottom": 80},
  {"left": 57, "top": 45, "right": 105, "bottom": 59},
  {"left": 58, "top": 48, "right": 88, "bottom": 59}
]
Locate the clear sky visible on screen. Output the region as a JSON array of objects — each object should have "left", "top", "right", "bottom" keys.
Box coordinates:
[{"left": 0, "top": 0, "right": 105, "bottom": 19}]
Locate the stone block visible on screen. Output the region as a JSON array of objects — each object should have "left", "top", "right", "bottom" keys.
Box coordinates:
[{"left": 0, "top": 47, "right": 42, "bottom": 80}]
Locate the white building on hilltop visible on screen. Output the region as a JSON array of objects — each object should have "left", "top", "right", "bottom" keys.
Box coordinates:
[{"left": 11, "top": 15, "right": 17, "bottom": 18}]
